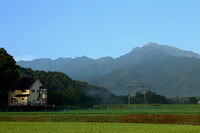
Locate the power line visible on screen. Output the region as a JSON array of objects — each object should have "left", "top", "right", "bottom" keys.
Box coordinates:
[{"left": 126, "top": 83, "right": 148, "bottom": 106}]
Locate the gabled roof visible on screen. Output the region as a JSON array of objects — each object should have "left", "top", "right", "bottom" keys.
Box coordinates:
[{"left": 17, "top": 77, "right": 38, "bottom": 90}]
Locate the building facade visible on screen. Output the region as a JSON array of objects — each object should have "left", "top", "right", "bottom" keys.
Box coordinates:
[{"left": 8, "top": 77, "right": 47, "bottom": 107}]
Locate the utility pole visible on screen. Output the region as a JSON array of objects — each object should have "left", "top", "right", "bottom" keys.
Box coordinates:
[
  {"left": 137, "top": 83, "right": 148, "bottom": 107},
  {"left": 127, "top": 85, "right": 132, "bottom": 107},
  {"left": 126, "top": 84, "right": 148, "bottom": 107},
  {"left": 128, "top": 92, "right": 131, "bottom": 107},
  {"left": 144, "top": 87, "right": 148, "bottom": 106}
]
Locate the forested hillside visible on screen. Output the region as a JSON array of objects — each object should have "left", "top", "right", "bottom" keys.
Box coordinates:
[{"left": 19, "top": 67, "right": 115, "bottom": 105}]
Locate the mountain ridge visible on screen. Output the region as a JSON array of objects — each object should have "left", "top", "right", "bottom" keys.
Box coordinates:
[
  {"left": 17, "top": 42, "right": 200, "bottom": 97},
  {"left": 18, "top": 42, "right": 200, "bottom": 79},
  {"left": 18, "top": 42, "right": 200, "bottom": 62}
]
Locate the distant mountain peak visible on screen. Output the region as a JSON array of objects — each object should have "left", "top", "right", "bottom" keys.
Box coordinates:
[
  {"left": 143, "top": 42, "right": 158, "bottom": 47},
  {"left": 34, "top": 58, "right": 52, "bottom": 61},
  {"left": 73, "top": 56, "right": 95, "bottom": 63},
  {"left": 55, "top": 57, "right": 72, "bottom": 61},
  {"left": 96, "top": 57, "right": 114, "bottom": 63},
  {"left": 75, "top": 56, "right": 91, "bottom": 59},
  {"left": 135, "top": 42, "right": 200, "bottom": 59},
  {"left": 81, "top": 55, "right": 89, "bottom": 58}
]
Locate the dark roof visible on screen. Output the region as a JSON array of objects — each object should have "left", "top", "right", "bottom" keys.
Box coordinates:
[
  {"left": 15, "top": 94, "right": 30, "bottom": 97},
  {"left": 40, "top": 86, "right": 47, "bottom": 89},
  {"left": 17, "top": 77, "right": 38, "bottom": 90}
]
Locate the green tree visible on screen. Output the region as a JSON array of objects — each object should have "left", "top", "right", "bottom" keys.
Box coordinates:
[
  {"left": 132, "top": 90, "right": 170, "bottom": 104},
  {"left": 189, "top": 97, "right": 198, "bottom": 104},
  {"left": 0, "top": 48, "right": 19, "bottom": 106},
  {"left": 63, "top": 84, "right": 80, "bottom": 105},
  {"left": 48, "top": 89, "right": 64, "bottom": 106},
  {"left": 133, "top": 91, "right": 144, "bottom": 104}
]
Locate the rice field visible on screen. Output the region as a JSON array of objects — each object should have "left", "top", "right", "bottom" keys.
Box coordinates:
[
  {"left": 1, "top": 105, "right": 200, "bottom": 132},
  {"left": 1, "top": 104, "right": 200, "bottom": 125},
  {"left": 0, "top": 122, "right": 200, "bottom": 133},
  {"left": 2, "top": 104, "right": 200, "bottom": 115}
]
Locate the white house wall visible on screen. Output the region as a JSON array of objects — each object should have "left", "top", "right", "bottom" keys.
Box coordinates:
[{"left": 28, "top": 79, "right": 42, "bottom": 105}]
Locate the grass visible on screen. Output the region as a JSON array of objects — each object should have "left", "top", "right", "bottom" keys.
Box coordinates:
[
  {"left": 1, "top": 114, "right": 200, "bottom": 125},
  {"left": 1, "top": 105, "right": 200, "bottom": 133},
  {"left": 0, "top": 122, "right": 200, "bottom": 133},
  {"left": 2, "top": 104, "right": 200, "bottom": 115},
  {"left": 1, "top": 104, "right": 200, "bottom": 125}
]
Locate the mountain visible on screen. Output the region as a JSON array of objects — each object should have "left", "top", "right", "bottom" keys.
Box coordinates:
[
  {"left": 17, "top": 42, "right": 200, "bottom": 97},
  {"left": 90, "top": 55, "right": 200, "bottom": 97},
  {"left": 17, "top": 42, "right": 200, "bottom": 80},
  {"left": 18, "top": 56, "right": 112, "bottom": 80}
]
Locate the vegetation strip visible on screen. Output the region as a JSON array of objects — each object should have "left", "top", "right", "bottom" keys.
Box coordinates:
[
  {"left": 1, "top": 114, "right": 200, "bottom": 125},
  {"left": 1, "top": 122, "right": 200, "bottom": 133}
]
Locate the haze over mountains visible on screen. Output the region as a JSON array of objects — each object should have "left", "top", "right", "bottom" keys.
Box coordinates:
[{"left": 17, "top": 42, "right": 200, "bottom": 97}]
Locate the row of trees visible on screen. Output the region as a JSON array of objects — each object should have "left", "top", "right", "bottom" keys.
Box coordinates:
[
  {"left": 118, "top": 91, "right": 199, "bottom": 104},
  {"left": 116, "top": 90, "right": 172, "bottom": 104},
  {"left": 119, "top": 91, "right": 199, "bottom": 104},
  {"left": 171, "top": 96, "right": 198, "bottom": 104},
  {"left": 132, "top": 91, "right": 171, "bottom": 104}
]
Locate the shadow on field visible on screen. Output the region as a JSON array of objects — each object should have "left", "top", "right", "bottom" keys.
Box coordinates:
[{"left": 0, "top": 114, "right": 200, "bottom": 125}]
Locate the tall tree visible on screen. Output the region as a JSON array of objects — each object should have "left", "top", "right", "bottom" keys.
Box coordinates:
[
  {"left": 132, "top": 90, "right": 170, "bottom": 104},
  {"left": 0, "top": 48, "right": 19, "bottom": 106},
  {"left": 188, "top": 97, "right": 198, "bottom": 104},
  {"left": 63, "top": 84, "right": 80, "bottom": 105}
]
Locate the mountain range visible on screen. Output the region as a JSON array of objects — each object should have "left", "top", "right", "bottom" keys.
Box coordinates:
[{"left": 17, "top": 42, "right": 200, "bottom": 97}]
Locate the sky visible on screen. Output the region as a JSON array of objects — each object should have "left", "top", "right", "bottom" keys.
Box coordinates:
[{"left": 0, "top": 0, "right": 200, "bottom": 61}]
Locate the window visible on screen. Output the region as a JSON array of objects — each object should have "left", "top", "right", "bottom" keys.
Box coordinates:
[
  {"left": 22, "top": 90, "right": 26, "bottom": 92},
  {"left": 31, "top": 89, "right": 35, "bottom": 93}
]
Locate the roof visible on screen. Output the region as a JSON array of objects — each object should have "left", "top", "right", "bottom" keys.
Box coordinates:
[
  {"left": 17, "top": 77, "right": 38, "bottom": 90},
  {"left": 15, "top": 94, "right": 30, "bottom": 97}
]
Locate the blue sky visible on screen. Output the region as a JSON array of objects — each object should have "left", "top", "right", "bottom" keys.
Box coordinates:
[{"left": 0, "top": 0, "right": 200, "bottom": 61}]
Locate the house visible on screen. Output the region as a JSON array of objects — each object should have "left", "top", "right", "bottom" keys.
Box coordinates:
[{"left": 8, "top": 77, "right": 47, "bottom": 107}]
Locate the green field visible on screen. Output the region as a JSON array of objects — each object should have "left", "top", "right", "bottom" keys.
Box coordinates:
[
  {"left": 1, "top": 104, "right": 200, "bottom": 125},
  {"left": 2, "top": 104, "right": 200, "bottom": 115},
  {"left": 1, "top": 105, "right": 200, "bottom": 132},
  {"left": 0, "top": 122, "right": 200, "bottom": 133}
]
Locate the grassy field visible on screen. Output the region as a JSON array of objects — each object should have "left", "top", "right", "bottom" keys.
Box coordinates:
[
  {"left": 2, "top": 104, "right": 200, "bottom": 115},
  {"left": 0, "top": 122, "right": 200, "bottom": 133},
  {"left": 1, "top": 105, "right": 200, "bottom": 132},
  {"left": 1, "top": 104, "right": 200, "bottom": 125},
  {"left": 1, "top": 114, "right": 200, "bottom": 125}
]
